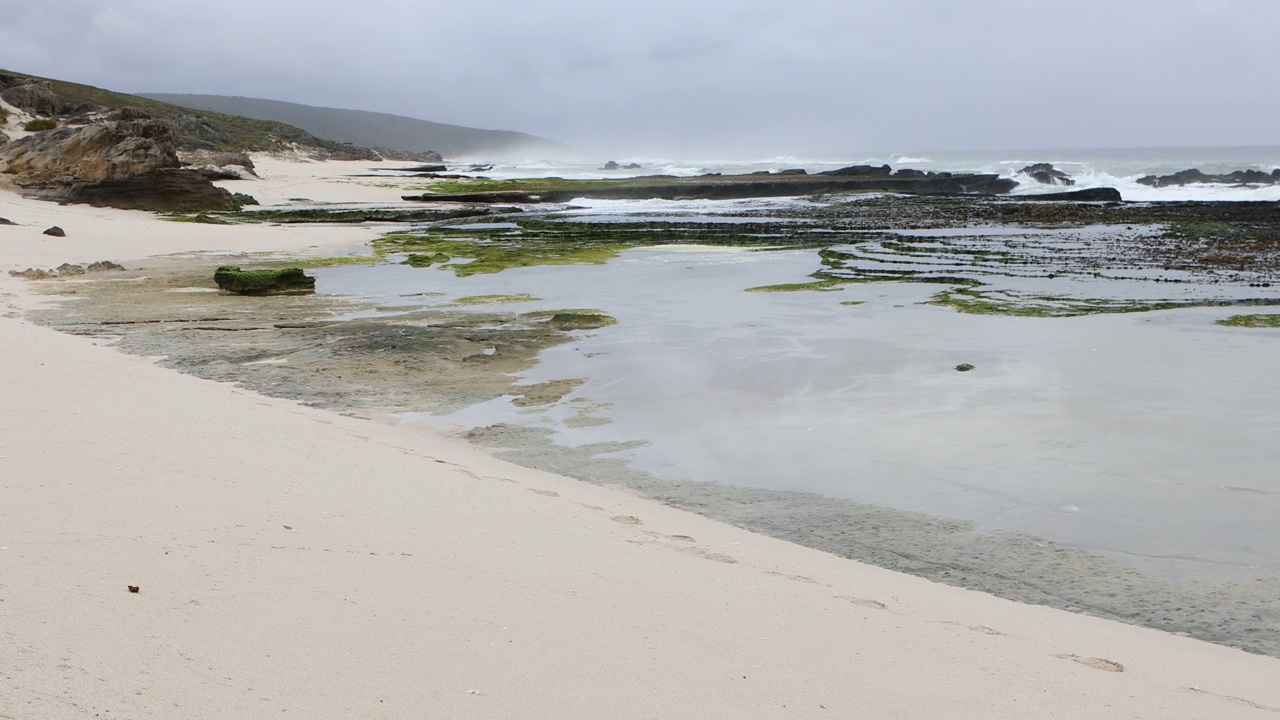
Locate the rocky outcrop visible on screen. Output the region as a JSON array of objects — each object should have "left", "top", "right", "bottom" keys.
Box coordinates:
[
  {"left": 1137, "top": 168, "right": 1280, "bottom": 187},
  {"left": 1018, "top": 163, "right": 1075, "bottom": 186},
  {"left": 0, "top": 79, "right": 60, "bottom": 117},
  {"left": 405, "top": 167, "right": 1020, "bottom": 204},
  {"left": 0, "top": 112, "right": 234, "bottom": 211},
  {"left": 821, "top": 164, "right": 892, "bottom": 177},
  {"left": 43, "top": 226, "right": 65, "bottom": 237},
  {"left": 179, "top": 151, "right": 258, "bottom": 180},
  {"left": 9, "top": 260, "right": 125, "bottom": 280},
  {"left": 1024, "top": 187, "right": 1122, "bottom": 202},
  {"left": 0, "top": 118, "right": 181, "bottom": 182},
  {"left": 214, "top": 266, "right": 316, "bottom": 295},
  {"left": 53, "top": 169, "right": 236, "bottom": 211}
]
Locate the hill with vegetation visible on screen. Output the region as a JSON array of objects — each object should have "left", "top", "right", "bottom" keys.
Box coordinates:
[
  {"left": 0, "top": 69, "right": 424, "bottom": 159},
  {"left": 140, "top": 94, "right": 567, "bottom": 159}
]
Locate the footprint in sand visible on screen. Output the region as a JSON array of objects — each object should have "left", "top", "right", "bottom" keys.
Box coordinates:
[
  {"left": 676, "top": 546, "right": 738, "bottom": 564},
  {"left": 611, "top": 515, "right": 643, "bottom": 525},
  {"left": 1182, "top": 687, "right": 1280, "bottom": 714},
  {"left": 528, "top": 488, "right": 560, "bottom": 497},
  {"left": 939, "top": 620, "right": 1005, "bottom": 636},
  {"left": 836, "top": 595, "right": 890, "bottom": 611},
  {"left": 1057, "top": 654, "right": 1124, "bottom": 672}
]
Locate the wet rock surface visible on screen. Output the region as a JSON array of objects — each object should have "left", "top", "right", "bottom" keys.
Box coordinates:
[
  {"left": 1019, "top": 162, "right": 1076, "bottom": 186},
  {"left": 1138, "top": 168, "right": 1280, "bottom": 187},
  {"left": 23, "top": 256, "right": 587, "bottom": 416},
  {"left": 405, "top": 167, "right": 1023, "bottom": 204}
]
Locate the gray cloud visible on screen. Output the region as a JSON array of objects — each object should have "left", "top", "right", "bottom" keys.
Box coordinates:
[{"left": 4, "top": 0, "right": 1278, "bottom": 156}]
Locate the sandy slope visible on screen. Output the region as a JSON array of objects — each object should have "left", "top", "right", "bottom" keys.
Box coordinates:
[{"left": 2, "top": 161, "right": 1278, "bottom": 719}]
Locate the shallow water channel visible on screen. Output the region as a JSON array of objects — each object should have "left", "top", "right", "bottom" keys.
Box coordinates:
[{"left": 317, "top": 238, "right": 1280, "bottom": 585}]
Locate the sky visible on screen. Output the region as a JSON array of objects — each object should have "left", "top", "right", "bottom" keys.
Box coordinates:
[{"left": 3, "top": 0, "right": 1279, "bottom": 156}]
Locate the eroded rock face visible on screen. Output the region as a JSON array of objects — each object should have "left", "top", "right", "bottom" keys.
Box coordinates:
[
  {"left": 0, "top": 119, "right": 181, "bottom": 183},
  {"left": 0, "top": 81, "right": 59, "bottom": 117},
  {"left": 53, "top": 168, "right": 236, "bottom": 211},
  {"left": 0, "top": 114, "right": 234, "bottom": 211}
]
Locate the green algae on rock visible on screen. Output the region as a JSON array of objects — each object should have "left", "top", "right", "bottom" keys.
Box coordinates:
[
  {"left": 1216, "top": 314, "right": 1280, "bottom": 328},
  {"left": 213, "top": 266, "right": 316, "bottom": 295},
  {"left": 745, "top": 280, "right": 845, "bottom": 293},
  {"left": 444, "top": 294, "right": 540, "bottom": 306}
]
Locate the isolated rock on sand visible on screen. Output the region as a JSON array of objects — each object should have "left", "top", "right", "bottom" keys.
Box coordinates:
[
  {"left": 1018, "top": 163, "right": 1075, "bottom": 186},
  {"left": 43, "top": 226, "right": 65, "bottom": 237},
  {"left": 0, "top": 114, "right": 235, "bottom": 211},
  {"left": 183, "top": 151, "right": 258, "bottom": 181},
  {"left": 214, "top": 266, "right": 317, "bottom": 295},
  {"left": 0, "top": 216, "right": 16, "bottom": 225},
  {"left": 8, "top": 260, "right": 124, "bottom": 279}
]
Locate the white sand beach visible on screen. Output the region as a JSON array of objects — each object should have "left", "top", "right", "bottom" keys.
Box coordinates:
[{"left": 2, "top": 160, "right": 1279, "bottom": 719}]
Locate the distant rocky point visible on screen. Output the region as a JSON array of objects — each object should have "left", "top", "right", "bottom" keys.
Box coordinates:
[
  {"left": 139, "top": 93, "right": 568, "bottom": 160},
  {"left": 1137, "top": 168, "right": 1280, "bottom": 187},
  {"left": 402, "top": 164, "right": 1112, "bottom": 203}
]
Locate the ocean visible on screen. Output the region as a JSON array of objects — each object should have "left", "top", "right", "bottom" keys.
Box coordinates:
[
  {"left": 477, "top": 145, "right": 1280, "bottom": 202},
  {"left": 311, "top": 148, "right": 1280, "bottom": 651}
]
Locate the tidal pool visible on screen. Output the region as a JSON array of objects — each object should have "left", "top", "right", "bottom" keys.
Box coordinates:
[{"left": 317, "top": 240, "right": 1280, "bottom": 583}]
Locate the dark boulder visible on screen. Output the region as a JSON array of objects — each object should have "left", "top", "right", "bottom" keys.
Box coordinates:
[
  {"left": 1026, "top": 187, "right": 1122, "bottom": 202},
  {"left": 778, "top": 168, "right": 808, "bottom": 175},
  {"left": 52, "top": 168, "right": 236, "bottom": 212},
  {"left": 404, "top": 191, "right": 542, "bottom": 204},
  {"left": 214, "top": 266, "right": 316, "bottom": 295},
  {"left": 893, "top": 168, "right": 927, "bottom": 178},
  {"left": 1137, "top": 168, "right": 1280, "bottom": 187},
  {"left": 0, "top": 217, "right": 15, "bottom": 225},
  {"left": 821, "top": 164, "right": 893, "bottom": 176},
  {"left": 0, "top": 82, "right": 59, "bottom": 116},
  {"left": 601, "top": 161, "right": 621, "bottom": 170},
  {"left": 1018, "top": 163, "right": 1075, "bottom": 186},
  {"left": 108, "top": 107, "right": 153, "bottom": 121},
  {"left": 624, "top": 163, "right": 642, "bottom": 169},
  {"left": 43, "top": 226, "right": 65, "bottom": 237}
]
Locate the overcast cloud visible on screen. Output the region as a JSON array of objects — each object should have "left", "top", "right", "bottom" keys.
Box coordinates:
[{"left": 3, "top": 1, "right": 1278, "bottom": 156}]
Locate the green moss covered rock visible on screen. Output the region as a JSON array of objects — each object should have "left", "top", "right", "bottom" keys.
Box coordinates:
[{"left": 213, "top": 266, "right": 316, "bottom": 295}]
